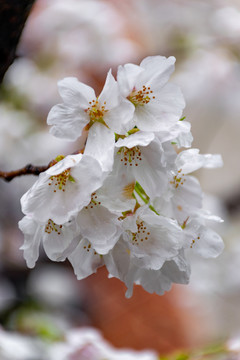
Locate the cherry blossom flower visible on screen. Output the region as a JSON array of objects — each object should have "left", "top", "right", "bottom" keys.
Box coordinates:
[
  {"left": 19, "top": 215, "right": 80, "bottom": 268},
  {"left": 105, "top": 239, "right": 190, "bottom": 298},
  {"left": 115, "top": 131, "right": 168, "bottom": 199},
  {"left": 156, "top": 119, "right": 193, "bottom": 147},
  {"left": 48, "top": 327, "right": 158, "bottom": 360},
  {"left": 0, "top": 327, "right": 158, "bottom": 360},
  {"left": 117, "top": 55, "right": 185, "bottom": 132},
  {"left": 121, "top": 206, "right": 183, "bottom": 271},
  {"left": 154, "top": 148, "right": 223, "bottom": 223},
  {"left": 95, "top": 166, "right": 136, "bottom": 213},
  {"left": 183, "top": 210, "right": 224, "bottom": 258},
  {"left": 174, "top": 148, "right": 223, "bottom": 173},
  {"left": 47, "top": 71, "right": 135, "bottom": 172},
  {"left": 154, "top": 174, "right": 203, "bottom": 224},
  {"left": 68, "top": 237, "right": 104, "bottom": 280},
  {"left": 76, "top": 192, "right": 122, "bottom": 255},
  {"left": 21, "top": 154, "right": 103, "bottom": 224},
  {"left": 47, "top": 71, "right": 134, "bottom": 139}
]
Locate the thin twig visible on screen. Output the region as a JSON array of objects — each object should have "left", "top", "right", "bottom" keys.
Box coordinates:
[
  {"left": 0, "top": 163, "right": 50, "bottom": 182},
  {"left": 0, "top": 148, "right": 85, "bottom": 182}
]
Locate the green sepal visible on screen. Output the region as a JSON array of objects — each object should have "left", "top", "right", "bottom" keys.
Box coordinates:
[
  {"left": 127, "top": 127, "right": 140, "bottom": 135},
  {"left": 68, "top": 175, "right": 76, "bottom": 183},
  {"left": 55, "top": 155, "right": 65, "bottom": 162}
]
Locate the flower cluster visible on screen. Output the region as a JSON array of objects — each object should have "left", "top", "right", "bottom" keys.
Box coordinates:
[
  {"left": 0, "top": 327, "right": 158, "bottom": 360},
  {"left": 19, "top": 56, "right": 224, "bottom": 297},
  {"left": 49, "top": 327, "right": 158, "bottom": 360}
]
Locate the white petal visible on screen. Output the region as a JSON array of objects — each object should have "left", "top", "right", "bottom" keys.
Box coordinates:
[
  {"left": 77, "top": 206, "right": 121, "bottom": 254},
  {"left": 63, "top": 155, "right": 103, "bottom": 218},
  {"left": 98, "top": 70, "right": 119, "bottom": 109},
  {"left": 47, "top": 104, "right": 89, "bottom": 141},
  {"left": 127, "top": 209, "right": 183, "bottom": 270},
  {"left": 84, "top": 123, "right": 115, "bottom": 173},
  {"left": 97, "top": 166, "right": 136, "bottom": 213},
  {"left": 117, "top": 63, "right": 144, "bottom": 97},
  {"left": 21, "top": 154, "right": 103, "bottom": 224},
  {"left": 19, "top": 216, "right": 42, "bottom": 268},
  {"left": 133, "top": 140, "right": 168, "bottom": 198},
  {"left": 134, "top": 105, "right": 164, "bottom": 132},
  {"left": 43, "top": 218, "right": 79, "bottom": 261},
  {"left": 197, "top": 209, "right": 224, "bottom": 223},
  {"left": 193, "top": 227, "right": 224, "bottom": 258},
  {"left": 104, "top": 239, "right": 131, "bottom": 281},
  {"left": 172, "top": 175, "right": 203, "bottom": 223},
  {"left": 122, "top": 213, "right": 138, "bottom": 233},
  {"left": 202, "top": 154, "right": 223, "bottom": 168},
  {"left": 98, "top": 71, "right": 135, "bottom": 134},
  {"left": 47, "top": 77, "right": 96, "bottom": 141},
  {"left": 104, "top": 98, "right": 135, "bottom": 134},
  {"left": 137, "top": 268, "right": 172, "bottom": 295},
  {"left": 139, "top": 55, "right": 176, "bottom": 88},
  {"left": 161, "top": 254, "right": 190, "bottom": 284},
  {"left": 21, "top": 174, "right": 67, "bottom": 223},
  {"left": 152, "top": 83, "right": 185, "bottom": 118},
  {"left": 176, "top": 149, "right": 203, "bottom": 174},
  {"left": 115, "top": 131, "right": 154, "bottom": 148},
  {"left": 46, "top": 154, "right": 82, "bottom": 176},
  {"left": 176, "top": 149, "right": 223, "bottom": 174},
  {"left": 57, "top": 77, "right": 95, "bottom": 106},
  {"left": 68, "top": 238, "right": 103, "bottom": 280},
  {"left": 138, "top": 253, "right": 190, "bottom": 296},
  {"left": 175, "top": 130, "right": 193, "bottom": 148},
  {"left": 156, "top": 121, "right": 191, "bottom": 144}
]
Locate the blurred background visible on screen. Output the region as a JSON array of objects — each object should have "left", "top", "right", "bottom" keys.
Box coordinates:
[{"left": 1, "top": 0, "right": 240, "bottom": 357}]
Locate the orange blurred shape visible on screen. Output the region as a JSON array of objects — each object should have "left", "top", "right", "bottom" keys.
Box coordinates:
[{"left": 83, "top": 267, "right": 205, "bottom": 354}]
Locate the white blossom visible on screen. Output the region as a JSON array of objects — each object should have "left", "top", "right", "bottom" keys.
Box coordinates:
[
  {"left": 0, "top": 327, "right": 47, "bottom": 360},
  {"left": 117, "top": 55, "right": 185, "bottom": 132},
  {"left": 105, "top": 239, "right": 190, "bottom": 298},
  {"left": 183, "top": 210, "right": 224, "bottom": 258},
  {"left": 47, "top": 71, "right": 135, "bottom": 172},
  {"left": 115, "top": 132, "right": 168, "bottom": 199},
  {"left": 156, "top": 119, "right": 193, "bottom": 147},
  {"left": 121, "top": 206, "right": 183, "bottom": 271},
  {"left": 76, "top": 195, "right": 122, "bottom": 255},
  {"left": 68, "top": 237, "right": 104, "bottom": 280},
  {"left": 19, "top": 215, "right": 79, "bottom": 268},
  {"left": 48, "top": 327, "right": 158, "bottom": 360},
  {"left": 21, "top": 154, "right": 103, "bottom": 224},
  {"left": 154, "top": 148, "right": 223, "bottom": 224}
]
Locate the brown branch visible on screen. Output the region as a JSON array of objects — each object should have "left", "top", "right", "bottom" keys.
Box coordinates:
[
  {"left": 0, "top": 163, "right": 50, "bottom": 182},
  {"left": 0, "top": 0, "right": 36, "bottom": 83},
  {"left": 0, "top": 148, "right": 85, "bottom": 182}
]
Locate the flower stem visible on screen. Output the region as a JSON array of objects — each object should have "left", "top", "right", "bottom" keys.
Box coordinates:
[{"left": 134, "top": 182, "right": 159, "bottom": 215}]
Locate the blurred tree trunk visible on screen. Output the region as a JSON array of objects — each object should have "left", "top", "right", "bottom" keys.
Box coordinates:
[{"left": 0, "top": 0, "right": 36, "bottom": 83}]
